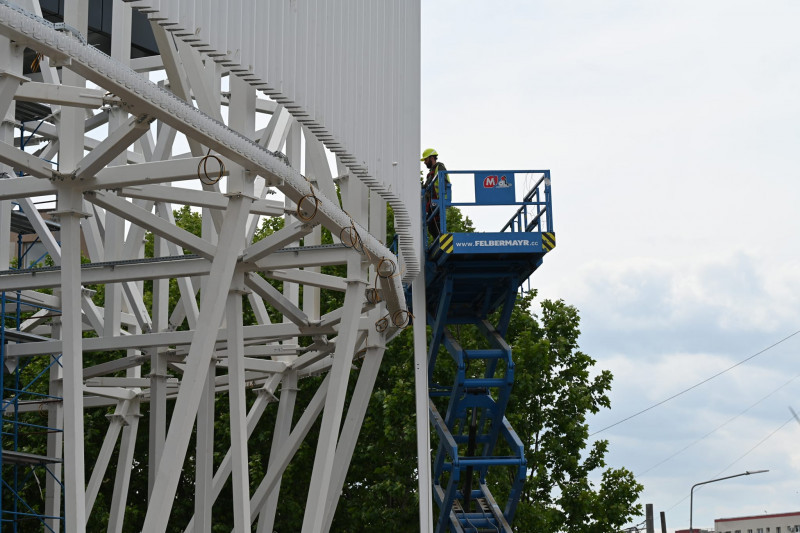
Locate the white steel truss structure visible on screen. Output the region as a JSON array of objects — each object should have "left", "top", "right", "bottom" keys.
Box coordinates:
[{"left": 0, "top": 0, "right": 428, "bottom": 531}]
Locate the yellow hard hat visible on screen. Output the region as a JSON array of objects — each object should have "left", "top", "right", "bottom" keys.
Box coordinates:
[{"left": 421, "top": 148, "right": 438, "bottom": 161}]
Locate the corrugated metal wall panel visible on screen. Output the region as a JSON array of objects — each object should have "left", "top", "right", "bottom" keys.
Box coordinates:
[{"left": 131, "top": 0, "right": 421, "bottom": 276}]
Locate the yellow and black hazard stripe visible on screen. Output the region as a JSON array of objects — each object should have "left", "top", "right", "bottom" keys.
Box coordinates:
[
  {"left": 439, "top": 233, "right": 454, "bottom": 254},
  {"left": 542, "top": 232, "right": 556, "bottom": 252}
]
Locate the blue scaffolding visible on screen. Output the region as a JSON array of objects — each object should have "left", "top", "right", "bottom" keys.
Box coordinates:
[
  {"left": 1, "top": 207, "right": 64, "bottom": 532},
  {"left": 421, "top": 169, "right": 554, "bottom": 532}
]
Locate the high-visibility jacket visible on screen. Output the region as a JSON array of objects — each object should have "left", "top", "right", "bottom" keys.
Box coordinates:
[{"left": 424, "top": 162, "right": 450, "bottom": 199}]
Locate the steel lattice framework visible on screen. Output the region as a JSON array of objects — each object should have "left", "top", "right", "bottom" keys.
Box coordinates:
[{"left": 0, "top": 0, "right": 428, "bottom": 531}]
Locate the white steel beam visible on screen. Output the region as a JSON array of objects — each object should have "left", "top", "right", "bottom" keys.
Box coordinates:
[
  {"left": 241, "top": 219, "right": 316, "bottom": 263},
  {"left": 92, "top": 156, "right": 228, "bottom": 189},
  {"left": 265, "top": 268, "right": 347, "bottom": 292},
  {"left": 14, "top": 81, "right": 117, "bottom": 108},
  {"left": 12, "top": 120, "right": 149, "bottom": 164},
  {"left": 74, "top": 114, "right": 153, "bottom": 179},
  {"left": 6, "top": 322, "right": 337, "bottom": 358},
  {"left": 0, "top": 257, "right": 213, "bottom": 292},
  {"left": 244, "top": 272, "right": 309, "bottom": 327},
  {"left": 0, "top": 175, "right": 56, "bottom": 200},
  {"left": 119, "top": 184, "right": 284, "bottom": 216},
  {"left": 16, "top": 196, "right": 61, "bottom": 262},
  {"left": 87, "top": 190, "right": 216, "bottom": 259},
  {"left": 0, "top": 139, "right": 54, "bottom": 179},
  {"left": 0, "top": 69, "right": 26, "bottom": 118}
]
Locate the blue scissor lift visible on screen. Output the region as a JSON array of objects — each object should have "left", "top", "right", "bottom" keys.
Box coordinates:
[{"left": 420, "top": 169, "right": 555, "bottom": 532}]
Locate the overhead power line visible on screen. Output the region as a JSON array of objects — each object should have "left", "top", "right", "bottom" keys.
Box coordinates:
[
  {"left": 665, "top": 414, "right": 794, "bottom": 513},
  {"left": 636, "top": 371, "right": 800, "bottom": 477},
  {"left": 590, "top": 329, "right": 800, "bottom": 437},
  {"left": 711, "top": 415, "right": 794, "bottom": 479}
]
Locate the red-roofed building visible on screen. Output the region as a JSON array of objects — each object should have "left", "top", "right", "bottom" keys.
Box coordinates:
[{"left": 714, "top": 511, "right": 800, "bottom": 533}]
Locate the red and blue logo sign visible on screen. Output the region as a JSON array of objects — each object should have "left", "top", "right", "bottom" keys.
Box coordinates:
[{"left": 475, "top": 172, "right": 515, "bottom": 204}]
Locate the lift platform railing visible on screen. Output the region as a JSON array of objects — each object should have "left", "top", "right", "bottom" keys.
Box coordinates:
[{"left": 422, "top": 169, "right": 553, "bottom": 243}]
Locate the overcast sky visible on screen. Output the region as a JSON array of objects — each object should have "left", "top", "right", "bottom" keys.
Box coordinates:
[{"left": 422, "top": 1, "right": 800, "bottom": 530}]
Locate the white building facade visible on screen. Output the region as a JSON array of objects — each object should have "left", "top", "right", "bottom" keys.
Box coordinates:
[{"left": 715, "top": 511, "right": 800, "bottom": 533}]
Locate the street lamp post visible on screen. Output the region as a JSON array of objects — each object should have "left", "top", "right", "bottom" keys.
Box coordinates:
[{"left": 689, "top": 470, "right": 769, "bottom": 532}]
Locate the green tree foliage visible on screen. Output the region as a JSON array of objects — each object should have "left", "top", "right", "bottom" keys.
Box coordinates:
[{"left": 501, "top": 296, "right": 642, "bottom": 531}]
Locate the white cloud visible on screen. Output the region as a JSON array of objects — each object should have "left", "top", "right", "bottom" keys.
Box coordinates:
[{"left": 551, "top": 252, "right": 800, "bottom": 339}]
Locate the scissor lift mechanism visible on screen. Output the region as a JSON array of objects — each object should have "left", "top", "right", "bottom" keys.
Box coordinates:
[{"left": 421, "top": 170, "right": 554, "bottom": 533}]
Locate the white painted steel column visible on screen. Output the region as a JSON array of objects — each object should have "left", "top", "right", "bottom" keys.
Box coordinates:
[
  {"left": 413, "top": 272, "right": 433, "bottom": 532},
  {"left": 256, "top": 371, "right": 298, "bottom": 533},
  {"left": 0, "top": 199, "right": 8, "bottom": 270},
  {"left": 227, "top": 271, "right": 252, "bottom": 532},
  {"left": 194, "top": 356, "right": 215, "bottom": 533},
  {"left": 148, "top": 231, "right": 169, "bottom": 498},
  {"left": 103, "top": 0, "right": 133, "bottom": 344},
  {"left": 108, "top": 398, "right": 140, "bottom": 533},
  {"left": 57, "top": 183, "right": 87, "bottom": 532},
  {"left": 227, "top": 76, "right": 256, "bottom": 530},
  {"left": 195, "top": 161, "right": 221, "bottom": 532},
  {"left": 58, "top": 0, "right": 89, "bottom": 520},
  {"left": 283, "top": 121, "right": 302, "bottom": 345}
]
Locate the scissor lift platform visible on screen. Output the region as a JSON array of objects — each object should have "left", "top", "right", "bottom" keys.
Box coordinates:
[
  {"left": 425, "top": 231, "right": 555, "bottom": 322},
  {"left": 420, "top": 170, "right": 555, "bottom": 533}
]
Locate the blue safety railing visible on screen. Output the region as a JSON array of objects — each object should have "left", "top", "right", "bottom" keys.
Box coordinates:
[{"left": 422, "top": 169, "right": 553, "bottom": 243}]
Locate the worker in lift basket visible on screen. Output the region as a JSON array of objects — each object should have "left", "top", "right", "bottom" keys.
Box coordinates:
[{"left": 421, "top": 148, "right": 450, "bottom": 237}]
